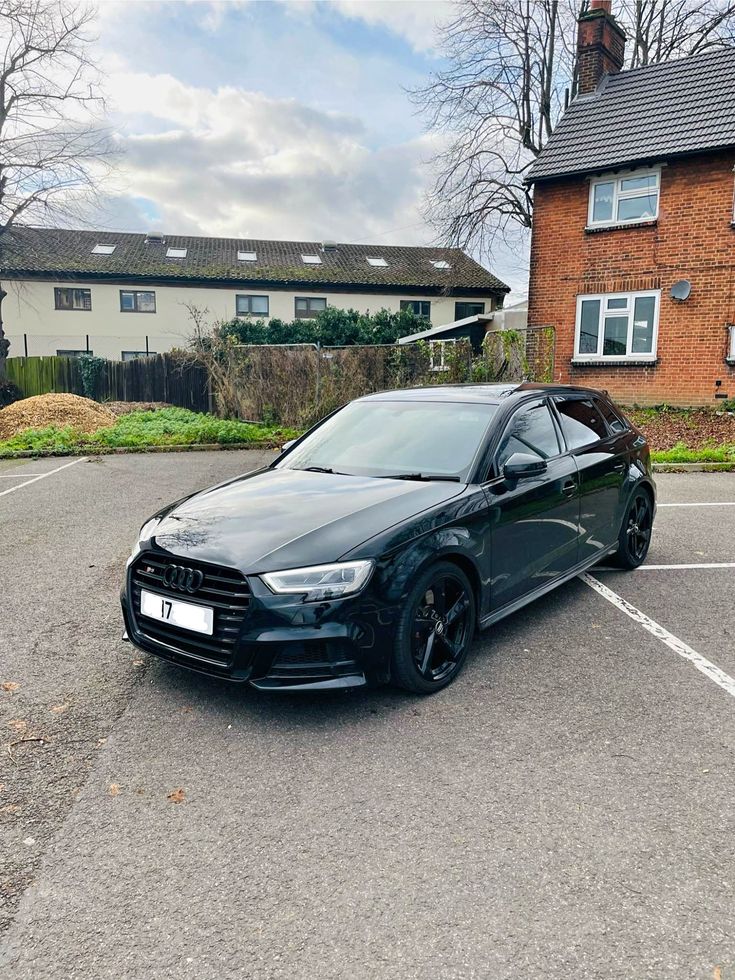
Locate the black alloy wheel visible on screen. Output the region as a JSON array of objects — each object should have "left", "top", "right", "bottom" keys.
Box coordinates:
[
  {"left": 392, "top": 561, "right": 476, "bottom": 694},
  {"left": 613, "top": 489, "right": 653, "bottom": 569}
]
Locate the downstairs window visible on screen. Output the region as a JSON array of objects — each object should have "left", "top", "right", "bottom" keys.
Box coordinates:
[{"left": 575, "top": 291, "right": 659, "bottom": 361}]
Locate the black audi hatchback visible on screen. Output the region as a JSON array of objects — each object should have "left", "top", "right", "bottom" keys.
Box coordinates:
[{"left": 121, "top": 383, "right": 655, "bottom": 694}]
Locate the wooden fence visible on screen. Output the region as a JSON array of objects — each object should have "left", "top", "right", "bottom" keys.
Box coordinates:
[{"left": 6, "top": 354, "right": 211, "bottom": 413}]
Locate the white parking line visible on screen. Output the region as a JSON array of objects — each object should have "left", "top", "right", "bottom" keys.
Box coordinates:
[
  {"left": 0, "top": 457, "right": 87, "bottom": 498},
  {"left": 596, "top": 562, "right": 735, "bottom": 571},
  {"left": 0, "top": 473, "right": 46, "bottom": 478},
  {"left": 658, "top": 502, "right": 735, "bottom": 507},
  {"left": 581, "top": 573, "right": 735, "bottom": 700}
]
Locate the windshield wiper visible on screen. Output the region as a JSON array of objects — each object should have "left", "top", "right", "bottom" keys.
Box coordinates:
[
  {"left": 381, "top": 473, "right": 462, "bottom": 483},
  {"left": 295, "top": 466, "right": 347, "bottom": 475}
]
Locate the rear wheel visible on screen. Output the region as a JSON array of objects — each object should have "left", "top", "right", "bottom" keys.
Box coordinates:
[
  {"left": 612, "top": 489, "right": 653, "bottom": 569},
  {"left": 391, "top": 561, "right": 476, "bottom": 694}
]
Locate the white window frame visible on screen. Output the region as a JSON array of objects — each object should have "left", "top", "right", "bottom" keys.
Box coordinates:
[
  {"left": 574, "top": 290, "right": 660, "bottom": 362},
  {"left": 429, "top": 339, "right": 456, "bottom": 372},
  {"left": 587, "top": 167, "right": 660, "bottom": 228},
  {"left": 728, "top": 324, "right": 735, "bottom": 363}
]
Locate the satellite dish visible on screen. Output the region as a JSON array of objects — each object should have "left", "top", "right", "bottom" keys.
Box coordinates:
[{"left": 670, "top": 279, "right": 691, "bottom": 302}]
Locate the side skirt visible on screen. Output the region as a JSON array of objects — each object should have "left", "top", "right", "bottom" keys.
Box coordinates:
[{"left": 478, "top": 545, "right": 619, "bottom": 630}]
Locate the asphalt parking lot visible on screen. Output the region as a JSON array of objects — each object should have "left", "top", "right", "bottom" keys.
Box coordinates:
[{"left": 1, "top": 451, "right": 734, "bottom": 979}]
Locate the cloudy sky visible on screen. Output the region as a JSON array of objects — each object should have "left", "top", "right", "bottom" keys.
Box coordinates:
[{"left": 90, "top": 0, "right": 525, "bottom": 293}]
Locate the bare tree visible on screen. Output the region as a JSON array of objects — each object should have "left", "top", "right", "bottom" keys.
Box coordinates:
[
  {"left": 0, "top": 0, "right": 112, "bottom": 377},
  {"left": 413, "top": 0, "right": 735, "bottom": 260}
]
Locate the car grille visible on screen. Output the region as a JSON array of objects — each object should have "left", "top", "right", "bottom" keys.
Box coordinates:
[
  {"left": 265, "top": 642, "right": 360, "bottom": 683},
  {"left": 129, "top": 554, "right": 251, "bottom": 669}
]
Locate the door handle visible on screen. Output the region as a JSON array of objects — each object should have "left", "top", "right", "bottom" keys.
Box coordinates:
[
  {"left": 561, "top": 479, "right": 577, "bottom": 497},
  {"left": 612, "top": 462, "right": 626, "bottom": 472}
]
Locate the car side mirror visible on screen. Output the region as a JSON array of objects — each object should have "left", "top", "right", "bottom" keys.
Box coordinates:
[
  {"left": 503, "top": 452, "right": 547, "bottom": 480},
  {"left": 280, "top": 439, "right": 297, "bottom": 453}
]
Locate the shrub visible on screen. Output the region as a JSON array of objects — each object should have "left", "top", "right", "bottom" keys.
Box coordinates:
[{"left": 220, "top": 306, "right": 429, "bottom": 347}]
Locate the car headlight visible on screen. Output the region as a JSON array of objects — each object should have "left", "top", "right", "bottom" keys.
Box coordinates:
[{"left": 262, "top": 560, "right": 374, "bottom": 601}]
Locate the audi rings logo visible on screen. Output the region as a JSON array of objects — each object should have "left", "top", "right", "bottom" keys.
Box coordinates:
[{"left": 163, "top": 564, "right": 204, "bottom": 594}]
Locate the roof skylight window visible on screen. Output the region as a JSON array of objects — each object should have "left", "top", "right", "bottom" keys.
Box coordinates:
[
  {"left": 238, "top": 250, "right": 257, "bottom": 262},
  {"left": 431, "top": 260, "right": 451, "bottom": 270},
  {"left": 301, "top": 254, "right": 323, "bottom": 265},
  {"left": 92, "top": 244, "right": 116, "bottom": 255},
  {"left": 166, "top": 247, "right": 187, "bottom": 258},
  {"left": 366, "top": 257, "right": 388, "bottom": 267}
]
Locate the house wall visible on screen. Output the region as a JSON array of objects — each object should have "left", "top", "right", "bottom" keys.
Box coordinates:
[
  {"left": 527, "top": 150, "right": 735, "bottom": 406},
  {"left": 3, "top": 279, "right": 499, "bottom": 361}
]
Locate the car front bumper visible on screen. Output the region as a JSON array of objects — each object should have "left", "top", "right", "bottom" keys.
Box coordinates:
[{"left": 121, "top": 552, "right": 399, "bottom": 690}]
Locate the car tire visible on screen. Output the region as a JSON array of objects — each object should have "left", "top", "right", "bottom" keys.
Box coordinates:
[
  {"left": 611, "top": 488, "right": 653, "bottom": 569},
  {"left": 391, "top": 560, "right": 476, "bottom": 694}
]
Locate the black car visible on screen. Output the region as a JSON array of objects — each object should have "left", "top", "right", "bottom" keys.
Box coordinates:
[{"left": 121, "top": 383, "right": 655, "bottom": 695}]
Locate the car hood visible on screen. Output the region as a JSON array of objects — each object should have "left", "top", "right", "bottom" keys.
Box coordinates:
[{"left": 144, "top": 467, "right": 465, "bottom": 571}]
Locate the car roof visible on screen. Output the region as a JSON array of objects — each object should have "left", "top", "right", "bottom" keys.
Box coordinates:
[{"left": 358, "top": 382, "right": 606, "bottom": 405}]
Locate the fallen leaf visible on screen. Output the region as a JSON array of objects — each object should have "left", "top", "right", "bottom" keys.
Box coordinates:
[
  {"left": 132, "top": 659, "right": 144, "bottom": 667},
  {"left": 135, "top": 788, "right": 145, "bottom": 796},
  {"left": 49, "top": 704, "right": 68, "bottom": 715},
  {"left": 0, "top": 804, "right": 20, "bottom": 815},
  {"left": 108, "top": 783, "right": 121, "bottom": 797},
  {"left": 7, "top": 719, "right": 27, "bottom": 733},
  {"left": 1, "top": 682, "right": 20, "bottom": 693},
  {"left": 167, "top": 788, "right": 186, "bottom": 804},
  {"left": 95, "top": 738, "right": 107, "bottom": 748}
]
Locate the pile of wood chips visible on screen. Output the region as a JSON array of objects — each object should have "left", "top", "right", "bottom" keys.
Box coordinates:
[{"left": 0, "top": 393, "right": 117, "bottom": 440}]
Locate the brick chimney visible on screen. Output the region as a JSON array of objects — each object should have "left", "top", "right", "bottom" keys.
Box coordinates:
[{"left": 577, "top": 0, "right": 626, "bottom": 95}]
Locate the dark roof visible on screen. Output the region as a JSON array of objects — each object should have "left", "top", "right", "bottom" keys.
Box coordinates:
[
  {"left": 528, "top": 46, "right": 735, "bottom": 183},
  {"left": 0, "top": 226, "right": 509, "bottom": 295}
]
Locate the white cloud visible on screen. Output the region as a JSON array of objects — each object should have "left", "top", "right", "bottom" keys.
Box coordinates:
[
  {"left": 92, "top": 70, "right": 439, "bottom": 245},
  {"left": 326, "top": 0, "right": 452, "bottom": 54}
]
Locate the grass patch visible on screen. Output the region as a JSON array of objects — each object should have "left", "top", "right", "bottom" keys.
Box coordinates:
[
  {"left": 650, "top": 442, "right": 735, "bottom": 463},
  {"left": 0, "top": 407, "right": 299, "bottom": 457}
]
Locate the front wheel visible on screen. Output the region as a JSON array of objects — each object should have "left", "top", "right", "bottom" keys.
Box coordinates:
[
  {"left": 391, "top": 561, "right": 476, "bottom": 694},
  {"left": 612, "top": 489, "right": 653, "bottom": 569}
]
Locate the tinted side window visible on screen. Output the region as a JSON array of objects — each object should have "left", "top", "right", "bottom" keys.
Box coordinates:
[
  {"left": 555, "top": 397, "right": 608, "bottom": 449},
  {"left": 496, "top": 400, "right": 560, "bottom": 470},
  {"left": 595, "top": 397, "right": 628, "bottom": 434}
]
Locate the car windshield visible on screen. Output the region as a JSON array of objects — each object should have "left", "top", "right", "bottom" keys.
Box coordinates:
[{"left": 277, "top": 399, "right": 498, "bottom": 481}]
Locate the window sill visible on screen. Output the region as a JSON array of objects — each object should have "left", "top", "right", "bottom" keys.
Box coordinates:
[
  {"left": 571, "top": 358, "right": 658, "bottom": 368},
  {"left": 585, "top": 219, "right": 657, "bottom": 234},
  {"left": 725, "top": 357, "right": 735, "bottom": 365}
]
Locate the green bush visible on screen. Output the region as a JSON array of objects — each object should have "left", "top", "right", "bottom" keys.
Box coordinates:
[{"left": 220, "top": 306, "right": 429, "bottom": 348}]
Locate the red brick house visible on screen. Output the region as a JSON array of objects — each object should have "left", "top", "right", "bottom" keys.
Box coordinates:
[{"left": 526, "top": 0, "right": 735, "bottom": 406}]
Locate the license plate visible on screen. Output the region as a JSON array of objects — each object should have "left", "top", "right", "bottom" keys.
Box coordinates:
[{"left": 140, "top": 589, "right": 214, "bottom": 636}]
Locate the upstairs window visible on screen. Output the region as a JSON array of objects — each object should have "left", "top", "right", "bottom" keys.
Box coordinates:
[
  {"left": 166, "top": 247, "right": 187, "bottom": 258},
  {"left": 238, "top": 250, "right": 257, "bottom": 262},
  {"left": 400, "top": 300, "right": 431, "bottom": 318},
  {"left": 120, "top": 289, "right": 156, "bottom": 313},
  {"left": 588, "top": 169, "right": 660, "bottom": 227},
  {"left": 575, "top": 290, "right": 659, "bottom": 361},
  {"left": 366, "top": 257, "right": 388, "bottom": 267},
  {"left": 55, "top": 287, "right": 91, "bottom": 311},
  {"left": 454, "top": 301, "right": 485, "bottom": 320},
  {"left": 236, "top": 294, "right": 269, "bottom": 316},
  {"left": 92, "top": 244, "right": 116, "bottom": 255},
  {"left": 295, "top": 296, "right": 326, "bottom": 319},
  {"left": 301, "top": 254, "right": 322, "bottom": 265}
]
